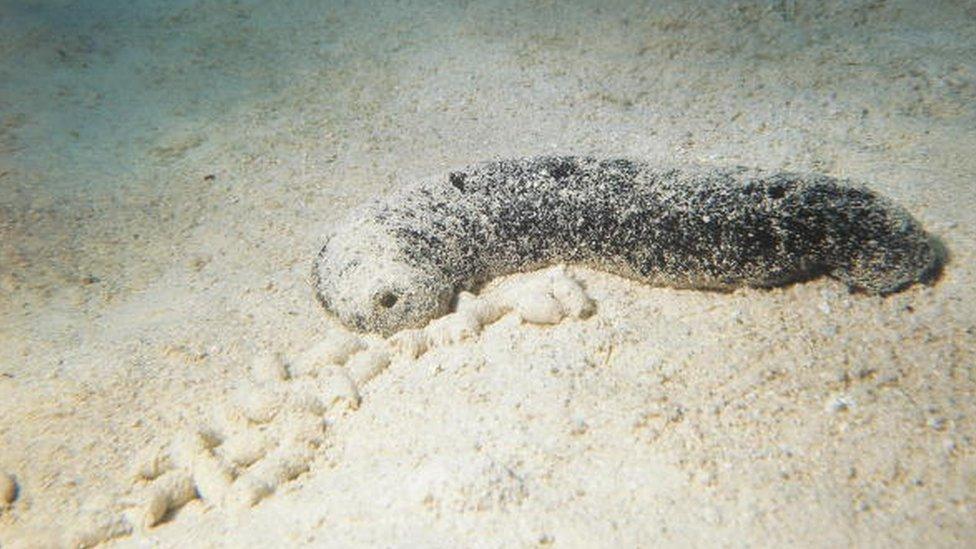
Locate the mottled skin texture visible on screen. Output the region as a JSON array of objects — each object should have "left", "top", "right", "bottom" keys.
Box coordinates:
[{"left": 314, "top": 156, "right": 942, "bottom": 335}]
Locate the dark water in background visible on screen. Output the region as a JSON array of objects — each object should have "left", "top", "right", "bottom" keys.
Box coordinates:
[
  {"left": 0, "top": 0, "right": 333, "bottom": 190},
  {"left": 0, "top": 0, "right": 375, "bottom": 296},
  {"left": 2, "top": 0, "right": 973, "bottom": 191}
]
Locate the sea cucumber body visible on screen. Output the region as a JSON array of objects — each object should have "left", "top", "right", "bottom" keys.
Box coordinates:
[{"left": 313, "top": 156, "right": 940, "bottom": 335}]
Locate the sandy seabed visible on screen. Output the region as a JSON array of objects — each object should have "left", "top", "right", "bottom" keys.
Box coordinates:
[{"left": 1, "top": 0, "right": 974, "bottom": 546}]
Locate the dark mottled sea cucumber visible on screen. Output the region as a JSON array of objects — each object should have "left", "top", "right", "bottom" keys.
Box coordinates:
[{"left": 313, "top": 156, "right": 942, "bottom": 335}]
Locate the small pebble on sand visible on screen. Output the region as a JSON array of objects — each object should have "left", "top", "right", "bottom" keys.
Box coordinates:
[{"left": 0, "top": 471, "right": 16, "bottom": 505}]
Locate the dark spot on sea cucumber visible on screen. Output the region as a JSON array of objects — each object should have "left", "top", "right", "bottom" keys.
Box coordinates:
[
  {"left": 545, "top": 157, "right": 577, "bottom": 180},
  {"left": 449, "top": 172, "right": 466, "bottom": 191},
  {"left": 767, "top": 183, "right": 786, "bottom": 199},
  {"left": 378, "top": 292, "right": 398, "bottom": 308}
]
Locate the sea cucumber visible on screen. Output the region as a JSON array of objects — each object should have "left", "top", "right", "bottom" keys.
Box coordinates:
[{"left": 313, "top": 156, "right": 942, "bottom": 335}]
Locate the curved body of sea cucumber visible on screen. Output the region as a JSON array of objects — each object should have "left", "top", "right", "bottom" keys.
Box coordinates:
[{"left": 313, "top": 156, "right": 942, "bottom": 335}]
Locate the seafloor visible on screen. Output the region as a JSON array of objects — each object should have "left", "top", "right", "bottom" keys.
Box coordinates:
[{"left": 1, "top": 0, "right": 974, "bottom": 546}]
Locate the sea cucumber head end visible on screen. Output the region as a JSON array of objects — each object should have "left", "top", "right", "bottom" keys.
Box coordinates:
[{"left": 313, "top": 227, "right": 453, "bottom": 335}]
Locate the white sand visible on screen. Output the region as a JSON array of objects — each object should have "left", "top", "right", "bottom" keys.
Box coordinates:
[{"left": 1, "top": 0, "right": 974, "bottom": 546}]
